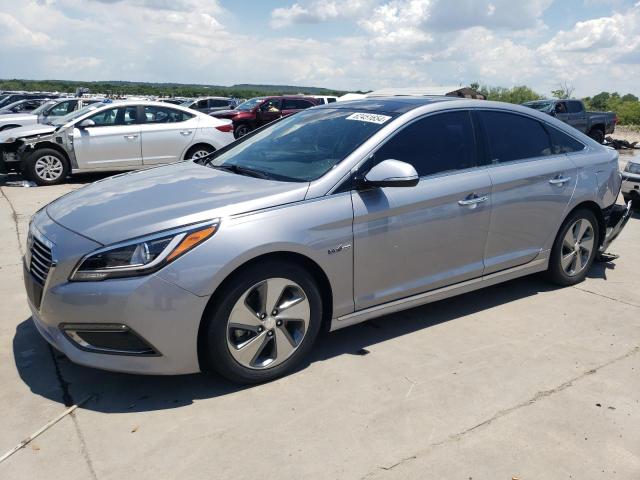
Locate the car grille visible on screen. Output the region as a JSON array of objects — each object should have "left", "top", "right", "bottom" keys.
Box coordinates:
[{"left": 30, "top": 237, "right": 53, "bottom": 285}]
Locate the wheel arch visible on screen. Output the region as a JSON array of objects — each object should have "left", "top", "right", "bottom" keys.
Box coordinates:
[
  {"left": 196, "top": 250, "right": 334, "bottom": 371},
  {"left": 28, "top": 141, "right": 71, "bottom": 163},
  {"left": 0, "top": 124, "right": 21, "bottom": 131}
]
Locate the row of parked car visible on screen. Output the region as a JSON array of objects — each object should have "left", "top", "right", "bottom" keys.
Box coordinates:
[{"left": 0, "top": 91, "right": 339, "bottom": 185}]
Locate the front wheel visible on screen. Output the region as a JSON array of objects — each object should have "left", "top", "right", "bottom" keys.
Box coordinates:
[
  {"left": 202, "top": 261, "right": 323, "bottom": 384},
  {"left": 25, "top": 148, "right": 70, "bottom": 186},
  {"left": 545, "top": 208, "right": 599, "bottom": 286}
]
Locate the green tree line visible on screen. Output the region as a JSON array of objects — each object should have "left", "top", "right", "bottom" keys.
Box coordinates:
[
  {"left": 0, "top": 79, "right": 345, "bottom": 99},
  {"left": 470, "top": 82, "right": 640, "bottom": 126}
]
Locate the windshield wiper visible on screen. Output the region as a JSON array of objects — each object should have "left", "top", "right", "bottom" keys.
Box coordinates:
[{"left": 210, "top": 164, "right": 273, "bottom": 180}]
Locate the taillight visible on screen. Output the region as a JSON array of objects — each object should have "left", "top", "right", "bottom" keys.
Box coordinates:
[{"left": 215, "top": 124, "right": 234, "bottom": 133}]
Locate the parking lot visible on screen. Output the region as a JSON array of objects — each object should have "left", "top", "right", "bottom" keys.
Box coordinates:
[{"left": 1, "top": 164, "right": 639, "bottom": 479}]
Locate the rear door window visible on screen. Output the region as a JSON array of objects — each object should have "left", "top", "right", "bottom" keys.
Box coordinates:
[
  {"left": 479, "top": 110, "right": 552, "bottom": 163},
  {"left": 144, "top": 106, "right": 194, "bottom": 123},
  {"left": 546, "top": 125, "right": 585, "bottom": 154},
  {"left": 374, "top": 110, "right": 477, "bottom": 177}
]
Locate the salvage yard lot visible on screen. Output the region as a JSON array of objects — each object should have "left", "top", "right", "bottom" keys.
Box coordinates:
[{"left": 1, "top": 173, "right": 639, "bottom": 479}]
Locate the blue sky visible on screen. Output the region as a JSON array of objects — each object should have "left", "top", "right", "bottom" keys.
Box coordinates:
[{"left": 0, "top": 0, "right": 639, "bottom": 96}]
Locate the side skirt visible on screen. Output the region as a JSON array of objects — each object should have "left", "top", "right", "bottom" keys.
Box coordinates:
[{"left": 330, "top": 252, "right": 550, "bottom": 331}]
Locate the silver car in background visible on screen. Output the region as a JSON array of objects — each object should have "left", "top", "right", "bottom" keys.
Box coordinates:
[
  {"left": 1, "top": 100, "right": 235, "bottom": 185},
  {"left": 0, "top": 97, "right": 102, "bottom": 132},
  {"left": 24, "top": 97, "right": 630, "bottom": 383}
]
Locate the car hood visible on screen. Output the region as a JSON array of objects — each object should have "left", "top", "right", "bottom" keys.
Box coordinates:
[
  {"left": 46, "top": 161, "right": 309, "bottom": 245},
  {"left": 0, "top": 123, "right": 54, "bottom": 142}
]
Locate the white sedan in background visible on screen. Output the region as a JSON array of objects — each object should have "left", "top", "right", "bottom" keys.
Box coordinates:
[{"left": 0, "top": 101, "right": 235, "bottom": 185}]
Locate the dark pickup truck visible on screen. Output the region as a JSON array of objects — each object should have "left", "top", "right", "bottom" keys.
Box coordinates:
[{"left": 522, "top": 99, "right": 617, "bottom": 143}]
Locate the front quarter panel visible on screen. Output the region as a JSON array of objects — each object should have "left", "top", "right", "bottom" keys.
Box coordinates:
[{"left": 157, "top": 193, "right": 355, "bottom": 317}]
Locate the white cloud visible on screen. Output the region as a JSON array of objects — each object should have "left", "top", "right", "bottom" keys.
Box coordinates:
[
  {"left": 0, "top": 12, "right": 61, "bottom": 49},
  {"left": 0, "top": 0, "right": 639, "bottom": 97},
  {"left": 271, "top": 0, "right": 377, "bottom": 28}
]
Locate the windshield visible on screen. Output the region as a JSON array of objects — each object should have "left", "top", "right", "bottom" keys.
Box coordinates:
[
  {"left": 32, "top": 101, "right": 57, "bottom": 115},
  {"left": 523, "top": 100, "right": 555, "bottom": 112},
  {"left": 54, "top": 103, "right": 103, "bottom": 126},
  {"left": 207, "top": 108, "right": 396, "bottom": 182},
  {"left": 235, "top": 97, "right": 264, "bottom": 111}
]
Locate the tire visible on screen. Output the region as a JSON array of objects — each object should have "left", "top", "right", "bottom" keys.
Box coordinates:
[
  {"left": 545, "top": 208, "right": 600, "bottom": 286},
  {"left": 202, "top": 261, "right": 323, "bottom": 384},
  {"left": 587, "top": 127, "right": 605, "bottom": 144},
  {"left": 25, "top": 148, "right": 70, "bottom": 186},
  {"left": 234, "top": 123, "right": 251, "bottom": 139},
  {"left": 184, "top": 144, "right": 214, "bottom": 161}
]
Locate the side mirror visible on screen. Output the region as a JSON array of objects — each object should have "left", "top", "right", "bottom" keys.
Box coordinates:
[
  {"left": 360, "top": 159, "right": 419, "bottom": 188},
  {"left": 77, "top": 119, "right": 95, "bottom": 129}
]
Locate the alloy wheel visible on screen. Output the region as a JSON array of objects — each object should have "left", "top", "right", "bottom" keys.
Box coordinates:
[
  {"left": 226, "top": 278, "right": 310, "bottom": 369},
  {"left": 560, "top": 218, "right": 595, "bottom": 276},
  {"left": 34, "top": 155, "right": 64, "bottom": 182},
  {"left": 190, "top": 150, "right": 211, "bottom": 160}
]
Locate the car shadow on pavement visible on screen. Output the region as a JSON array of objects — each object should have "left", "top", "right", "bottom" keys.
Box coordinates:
[{"left": 14, "top": 275, "right": 561, "bottom": 414}]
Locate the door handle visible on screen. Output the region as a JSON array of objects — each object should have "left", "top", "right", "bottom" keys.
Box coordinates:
[
  {"left": 180, "top": 130, "right": 193, "bottom": 135},
  {"left": 458, "top": 194, "right": 488, "bottom": 206},
  {"left": 549, "top": 175, "right": 571, "bottom": 185},
  {"left": 123, "top": 134, "right": 138, "bottom": 139}
]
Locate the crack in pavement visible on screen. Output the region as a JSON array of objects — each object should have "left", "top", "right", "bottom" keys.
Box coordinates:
[
  {"left": 367, "top": 344, "right": 640, "bottom": 478},
  {"left": 572, "top": 285, "right": 640, "bottom": 309},
  {"left": 71, "top": 413, "right": 98, "bottom": 480},
  {"left": 0, "top": 187, "right": 24, "bottom": 256}
]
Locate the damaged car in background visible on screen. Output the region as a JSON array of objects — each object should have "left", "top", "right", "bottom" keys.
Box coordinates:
[{"left": 0, "top": 100, "right": 235, "bottom": 185}]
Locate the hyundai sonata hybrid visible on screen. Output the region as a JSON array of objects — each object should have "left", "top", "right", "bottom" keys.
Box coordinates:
[{"left": 24, "top": 97, "right": 631, "bottom": 383}]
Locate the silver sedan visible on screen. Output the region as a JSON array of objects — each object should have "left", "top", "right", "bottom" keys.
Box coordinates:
[{"left": 24, "top": 97, "right": 630, "bottom": 383}]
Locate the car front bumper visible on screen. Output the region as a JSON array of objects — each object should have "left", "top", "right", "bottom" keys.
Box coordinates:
[{"left": 24, "top": 211, "right": 210, "bottom": 375}]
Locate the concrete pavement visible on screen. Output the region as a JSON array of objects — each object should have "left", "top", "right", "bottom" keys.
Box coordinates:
[{"left": 0, "top": 172, "right": 639, "bottom": 479}]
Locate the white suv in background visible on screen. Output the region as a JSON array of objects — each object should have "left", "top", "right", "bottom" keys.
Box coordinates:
[{"left": 0, "top": 101, "right": 235, "bottom": 185}]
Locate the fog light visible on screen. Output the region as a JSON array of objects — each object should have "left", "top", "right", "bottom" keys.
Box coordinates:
[{"left": 61, "top": 323, "right": 158, "bottom": 356}]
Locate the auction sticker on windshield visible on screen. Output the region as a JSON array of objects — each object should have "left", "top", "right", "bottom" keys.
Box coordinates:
[{"left": 346, "top": 112, "right": 392, "bottom": 124}]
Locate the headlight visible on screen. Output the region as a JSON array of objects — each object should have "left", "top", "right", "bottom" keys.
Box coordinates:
[{"left": 70, "top": 221, "right": 218, "bottom": 281}]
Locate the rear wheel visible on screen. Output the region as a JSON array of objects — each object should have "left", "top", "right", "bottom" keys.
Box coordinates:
[
  {"left": 545, "top": 208, "right": 599, "bottom": 286},
  {"left": 202, "top": 261, "right": 322, "bottom": 384},
  {"left": 185, "top": 144, "right": 214, "bottom": 161},
  {"left": 25, "top": 148, "right": 70, "bottom": 186},
  {"left": 587, "top": 127, "right": 605, "bottom": 144},
  {"left": 234, "top": 124, "right": 251, "bottom": 138}
]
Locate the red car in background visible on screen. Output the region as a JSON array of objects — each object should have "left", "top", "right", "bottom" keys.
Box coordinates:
[{"left": 210, "top": 95, "right": 319, "bottom": 138}]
